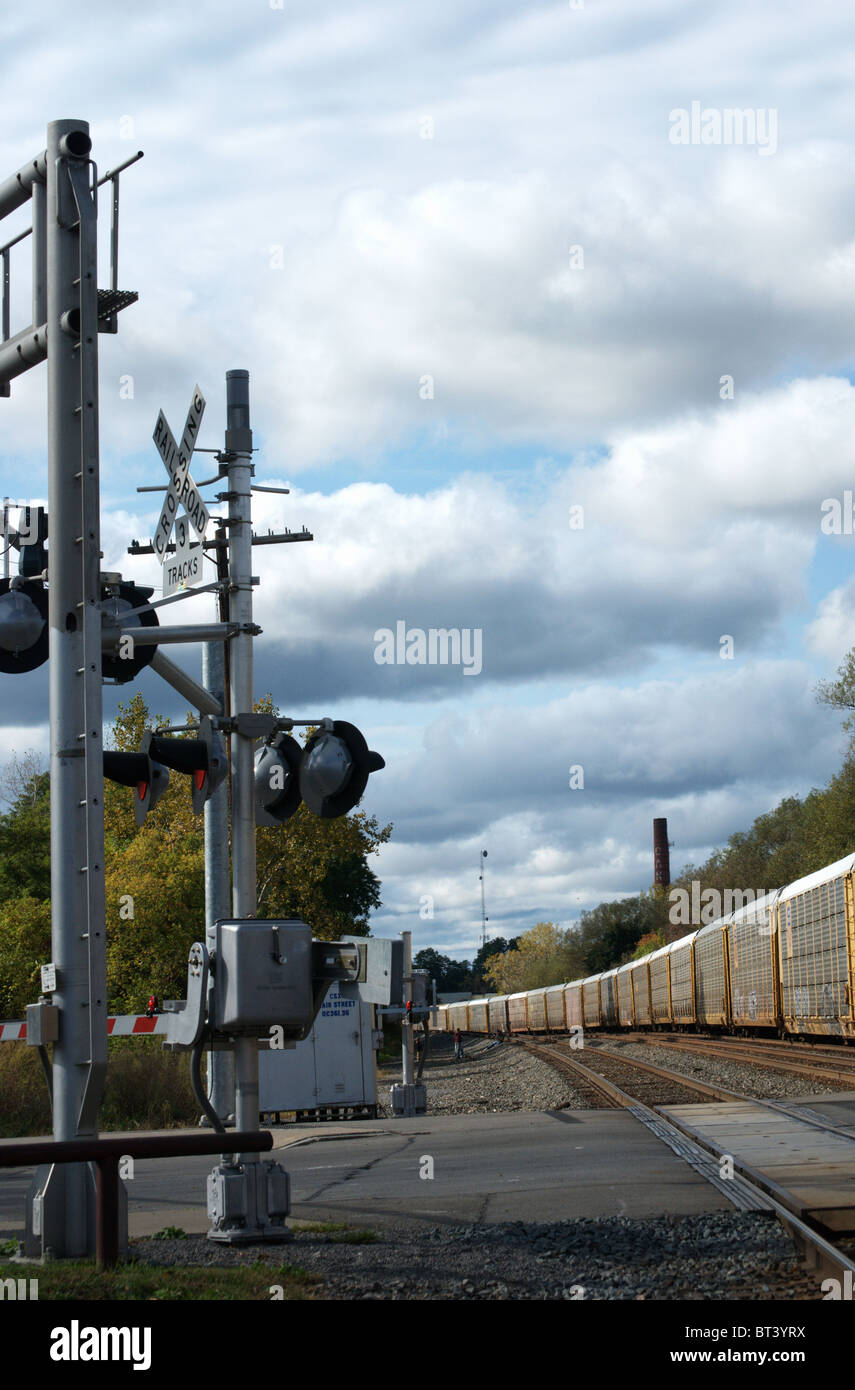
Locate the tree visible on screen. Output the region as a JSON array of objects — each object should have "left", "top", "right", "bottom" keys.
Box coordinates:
[
  {"left": 104, "top": 695, "right": 206, "bottom": 1012},
  {"left": 632, "top": 929, "right": 666, "bottom": 960},
  {"left": 483, "top": 922, "right": 578, "bottom": 994},
  {"left": 576, "top": 891, "right": 669, "bottom": 970},
  {"left": 0, "top": 760, "right": 50, "bottom": 904},
  {"left": 413, "top": 948, "right": 472, "bottom": 993},
  {"left": 816, "top": 648, "right": 855, "bottom": 738},
  {"left": 0, "top": 896, "right": 52, "bottom": 1017},
  {"left": 256, "top": 807, "right": 389, "bottom": 940}
]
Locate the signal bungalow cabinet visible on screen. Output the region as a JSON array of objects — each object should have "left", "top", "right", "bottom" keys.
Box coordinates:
[{"left": 258, "top": 984, "right": 376, "bottom": 1119}]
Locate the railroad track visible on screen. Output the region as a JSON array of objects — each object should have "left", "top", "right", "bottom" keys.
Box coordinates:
[
  {"left": 523, "top": 1037, "right": 855, "bottom": 1289},
  {"left": 524, "top": 1039, "right": 739, "bottom": 1108},
  {"left": 616, "top": 1031, "right": 855, "bottom": 1088}
]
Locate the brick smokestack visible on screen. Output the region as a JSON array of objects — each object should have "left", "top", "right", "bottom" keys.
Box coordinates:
[{"left": 653, "top": 818, "right": 670, "bottom": 889}]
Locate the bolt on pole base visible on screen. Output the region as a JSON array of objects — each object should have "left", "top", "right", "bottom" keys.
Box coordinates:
[{"left": 206, "top": 1159, "right": 292, "bottom": 1244}]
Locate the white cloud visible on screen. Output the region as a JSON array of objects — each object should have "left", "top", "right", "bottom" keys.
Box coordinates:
[{"left": 807, "top": 577, "right": 855, "bottom": 662}]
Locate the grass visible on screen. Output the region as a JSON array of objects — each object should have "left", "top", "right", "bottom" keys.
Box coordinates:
[
  {"left": 0, "top": 1221, "right": 379, "bottom": 1299},
  {"left": 0, "top": 1037, "right": 198, "bottom": 1137},
  {"left": 0, "top": 1258, "right": 321, "bottom": 1301}
]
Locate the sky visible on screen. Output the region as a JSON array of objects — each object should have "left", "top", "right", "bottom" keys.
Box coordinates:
[{"left": 2, "top": 0, "right": 855, "bottom": 958}]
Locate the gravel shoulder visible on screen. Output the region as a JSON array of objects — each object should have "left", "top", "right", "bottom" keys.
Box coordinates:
[
  {"left": 592, "top": 1036, "right": 853, "bottom": 1102},
  {"left": 129, "top": 1212, "right": 821, "bottom": 1300},
  {"left": 376, "top": 1033, "right": 589, "bottom": 1114}
]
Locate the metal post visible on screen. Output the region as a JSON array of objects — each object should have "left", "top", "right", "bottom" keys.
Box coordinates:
[
  {"left": 207, "top": 371, "right": 290, "bottom": 1244},
  {"left": 27, "top": 119, "right": 109, "bottom": 1258},
  {"left": 32, "top": 177, "right": 46, "bottom": 328},
  {"left": 95, "top": 1157, "right": 119, "bottom": 1268},
  {"left": 226, "top": 370, "right": 257, "bottom": 1155},
  {"left": 401, "top": 930, "right": 414, "bottom": 1087},
  {"left": 480, "top": 849, "right": 488, "bottom": 953},
  {"left": 203, "top": 639, "right": 234, "bottom": 1123}
]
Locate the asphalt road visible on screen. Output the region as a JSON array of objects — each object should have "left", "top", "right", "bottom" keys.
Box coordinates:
[{"left": 0, "top": 1108, "right": 731, "bottom": 1239}]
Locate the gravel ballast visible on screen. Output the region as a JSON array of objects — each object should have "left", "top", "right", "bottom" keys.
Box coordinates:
[
  {"left": 592, "top": 1037, "right": 853, "bottom": 1102},
  {"left": 376, "top": 1034, "right": 589, "bottom": 1114},
  {"left": 129, "top": 1211, "right": 821, "bottom": 1300}
]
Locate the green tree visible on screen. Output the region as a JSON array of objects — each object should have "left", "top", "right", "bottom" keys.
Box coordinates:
[
  {"left": 483, "top": 922, "right": 578, "bottom": 993},
  {"left": 0, "top": 763, "right": 51, "bottom": 904},
  {"left": 816, "top": 648, "right": 855, "bottom": 739},
  {"left": 0, "top": 896, "right": 52, "bottom": 1017},
  {"left": 413, "top": 947, "right": 472, "bottom": 992},
  {"left": 104, "top": 695, "right": 206, "bottom": 1011}
]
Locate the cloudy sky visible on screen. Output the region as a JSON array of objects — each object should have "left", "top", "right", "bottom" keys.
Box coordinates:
[{"left": 2, "top": 0, "right": 855, "bottom": 958}]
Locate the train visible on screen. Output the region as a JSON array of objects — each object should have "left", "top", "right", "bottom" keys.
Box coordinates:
[{"left": 433, "top": 851, "right": 855, "bottom": 1043}]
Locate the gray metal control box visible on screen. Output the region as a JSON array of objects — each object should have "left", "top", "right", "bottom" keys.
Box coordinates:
[
  {"left": 25, "top": 1002, "right": 59, "bottom": 1045},
  {"left": 214, "top": 919, "right": 314, "bottom": 1037},
  {"left": 339, "top": 935, "right": 404, "bottom": 1005}
]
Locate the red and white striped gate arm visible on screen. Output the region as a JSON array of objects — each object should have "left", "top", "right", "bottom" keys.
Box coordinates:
[{"left": 0, "top": 1013, "right": 171, "bottom": 1041}]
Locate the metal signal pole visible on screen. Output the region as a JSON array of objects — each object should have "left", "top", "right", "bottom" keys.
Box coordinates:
[
  {"left": 479, "top": 849, "right": 488, "bottom": 953},
  {"left": 203, "top": 637, "right": 234, "bottom": 1123},
  {"left": 226, "top": 370, "right": 258, "bottom": 1156},
  {"left": 31, "top": 119, "right": 109, "bottom": 1257}
]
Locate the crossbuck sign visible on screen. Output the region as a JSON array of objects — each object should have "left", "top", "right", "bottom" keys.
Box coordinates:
[{"left": 152, "top": 384, "right": 210, "bottom": 573}]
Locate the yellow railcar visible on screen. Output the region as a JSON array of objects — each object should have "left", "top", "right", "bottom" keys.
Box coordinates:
[
  {"left": 648, "top": 945, "right": 672, "bottom": 1025},
  {"left": 693, "top": 918, "right": 730, "bottom": 1028},
  {"left": 728, "top": 891, "right": 781, "bottom": 1030},
  {"left": 777, "top": 854, "right": 855, "bottom": 1040}
]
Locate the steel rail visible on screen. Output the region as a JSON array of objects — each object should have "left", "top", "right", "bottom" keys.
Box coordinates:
[
  {"left": 525, "top": 1039, "right": 855, "bottom": 1287},
  {"left": 622, "top": 1032, "right": 855, "bottom": 1086}
]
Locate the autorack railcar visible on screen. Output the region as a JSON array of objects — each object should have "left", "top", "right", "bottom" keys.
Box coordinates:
[{"left": 428, "top": 851, "right": 855, "bottom": 1048}]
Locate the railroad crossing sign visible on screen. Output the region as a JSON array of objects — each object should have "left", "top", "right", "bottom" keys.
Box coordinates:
[
  {"left": 162, "top": 517, "right": 203, "bottom": 596},
  {"left": 151, "top": 384, "right": 210, "bottom": 565}
]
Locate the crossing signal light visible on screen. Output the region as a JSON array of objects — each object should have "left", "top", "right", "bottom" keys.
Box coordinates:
[
  {"left": 0, "top": 507, "right": 49, "bottom": 674},
  {"left": 300, "top": 721, "right": 384, "bottom": 819},
  {"left": 254, "top": 721, "right": 384, "bottom": 825},
  {"left": 16, "top": 506, "right": 48, "bottom": 579},
  {"left": 103, "top": 750, "right": 170, "bottom": 826},
  {"left": 143, "top": 715, "right": 227, "bottom": 814},
  {"left": 101, "top": 579, "right": 159, "bottom": 684},
  {"left": 254, "top": 732, "right": 303, "bottom": 826},
  {"left": 0, "top": 578, "right": 48, "bottom": 673}
]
